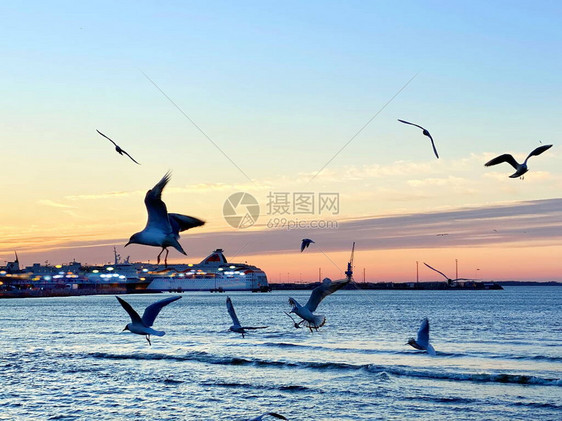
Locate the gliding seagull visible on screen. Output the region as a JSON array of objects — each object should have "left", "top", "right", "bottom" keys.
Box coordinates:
[
  {"left": 125, "top": 172, "right": 205, "bottom": 266},
  {"left": 226, "top": 296, "right": 267, "bottom": 338},
  {"left": 300, "top": 238, "right": 315, "bottom": 252},
  {"left": 96, "top": 129, "right": 141, "bottom": 165},
  {"left": 288, "top": 277, "right": 350, "bottom": 331},
  {"left": 116, "top": 295, "right": 181, "bottom": 345},
  {"left": 407, "top": 317, "right": 436, "bottom": 355},
  {"left": 398, "top": 119, "right": 439, "bottom": 159},
  {"left": 484, "top": 144, "right": 553, "bottom": 178}
]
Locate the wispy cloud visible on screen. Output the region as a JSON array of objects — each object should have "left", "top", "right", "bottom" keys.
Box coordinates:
[
  {"left": 7, "top": 198, "right": 562, "bottom": 261},
  {"left": 37, "top": 199, "right": 76, "bottom": 209}
]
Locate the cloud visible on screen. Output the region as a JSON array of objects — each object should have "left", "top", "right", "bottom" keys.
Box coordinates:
[
  {"left": 7, "top": 198, "right": 561, "bottom": 261},
  {"left": 37, "top": 199, "right": 76, "bottom": 208},
  {"left": 65, "top": 191, "right": 140, "bottom": 201}
]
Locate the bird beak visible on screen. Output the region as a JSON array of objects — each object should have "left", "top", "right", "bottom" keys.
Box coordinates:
[{"left": 124, "top": 241, "right": 130, "bottom": 247}]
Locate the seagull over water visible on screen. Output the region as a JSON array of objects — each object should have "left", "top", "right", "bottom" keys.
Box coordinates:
[
  {"left": 288, "top": 277, "right": 350, "bottom": 331},
  {"left": 125, "top": 171, "right": 205, "bottom": 266},
  {"left": 484, "top": 144, "right": 553, "bottom": 178},
  {"left": 300, "top": 238, "right": 315, "bottom": 252},
  {"left": 116, "top": 295, "right": 181, "bottom": 345},
  {"left": 226, "top": 296, "right": 267, "bottom": 338},
  {"left": 398, "top": 119, "right": 439, "bottom": 159},
  {"left": 407, "top": 317, "right": 436, "bottom": 355},
  {"left": 96, "top": 129, "right": 141, "bottom": 165}
]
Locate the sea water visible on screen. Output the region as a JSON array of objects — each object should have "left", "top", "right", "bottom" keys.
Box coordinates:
[{"left": 1, "top": 287, "right": 560, "bottom": 420}]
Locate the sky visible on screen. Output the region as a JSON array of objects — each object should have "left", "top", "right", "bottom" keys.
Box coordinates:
[{"left": 1, "top": 1, "right": 561, "bottom": 282}]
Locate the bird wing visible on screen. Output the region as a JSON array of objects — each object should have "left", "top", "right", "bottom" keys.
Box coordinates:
[
  {"left": 425, "top": 132, "right": 439, "bottom": 159},
  {"left": 168, "top": 214, "right": 205, "bottom": 235},
  {"left": 305, "top": 278, "right": 350, "bottom": 312},
  {"left": 484, "top": 154, "right": 519, "bottom": 170},
  {"left": 525, "top": 144, "right": 553, "bottom": 163},
  {"left": 397, "top": 119, "right": 424, "bottom": 130},
  {"left": 416, "top": 318, "right": 430, "bottom": 348},
  {"left": 226, "top": 296, "right": 241, "bottom": 326},
  {"left": 300, "top": 240, "right": 307, "bottom": 252},
  {"left": 144, "top": 172, "right": 173, "bottom": 232},
  {"left": 96, "top": 129, "right": 118, "bottom": 147},
  {"left": 116, "top": 296, "right": 142, "bottom": 324},
  {"left": 141, "top": 295, "right": 182, "bottom": 327},
  {"left": 423, "top": 262, "right": 449, "bottom": 280},
  {"left": 121, "top": 149, "right": 141, "bottom": 165}
]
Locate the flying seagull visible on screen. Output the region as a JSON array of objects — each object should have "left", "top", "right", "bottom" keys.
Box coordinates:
[
  {"left": 407, "top": 317, "right": 436, "bottom": 355},
  {"left": 226, "top": 296, "right": 267, "bottom": 338},
  {"left": 125, "top": 171, "right": 205, "bottom": 266},
  {"left": 484, "top": 144, "right": 553, "bottom": 178},
  {"left": 300, "top": 238, "right": 315, "bottom": 252},
  {"left": 249, "top": 413, "right": 288, "bottom": 421},
  {"left": 116, "top": 295, "right": 181, "bottom": 345},
  {"left": 96, "top": 129, "right": 141, "bottom": 165},
  {"left": 288, "top": 277, "right": 350, "bottom": 331},
  {"left": 398, "top": 119, "right": 439, "bottom": 159}
]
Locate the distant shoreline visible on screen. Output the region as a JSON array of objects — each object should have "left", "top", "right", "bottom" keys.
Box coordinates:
[{"left": 269, "top": 280, "right": 560, "bottom": 290}]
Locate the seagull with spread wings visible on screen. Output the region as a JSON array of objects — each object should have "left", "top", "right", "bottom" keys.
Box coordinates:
[
  {"left": 226, "top": 296, "right": 267, "bottom": 338},
  {"left": 125, "top": 171, "right": 205, "bottom": 266},
  {"left": 484, "top": 144, "right": 553, "bottom": 178},
  {"left": 398, "top": 119, "right": 439, "bottom": 159},
  {"left": 300, "top": 238, "right": 315, "bottom": 252},
  {"left": 97, "top": 129, "right": 141, "bottom": 165},
  {"left": 288, "top": 277, "right": 350, "bottom": 331},
  {"left": 116, "top": 295, "right": 181, "bottom": 345},
  {"left": 407, "top": 318, "right": 436, "bottom": 356}
]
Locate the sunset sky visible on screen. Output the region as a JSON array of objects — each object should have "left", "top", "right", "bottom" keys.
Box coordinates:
[{"left": 1, "top": 1, "right": 561, "bottom": 281}]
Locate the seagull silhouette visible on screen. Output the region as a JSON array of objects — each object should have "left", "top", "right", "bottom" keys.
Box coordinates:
[
  {"left": 288, "top": 277, "right": 350, "bottom": 331},
  {"left": 300, "top": 238, "right": 315, "bottom": 252},
  {"left": 96, "top": 129, "right": 141, "bottom": 165},
  {"left": 397, "top": 119, "right": 439, "bottom": 159},
  {"left": 407, "top": 317, "right": 436, "bottom": 355},
  {"left": 484, "top": 144, "right": 553, "bottom": 178},
  {"left": 116, "top": 295, "right": 181, "bottom": 345},
  {"left": 226, "top": 296, "right": 267, "bottom": 338},
  {"left": 125, "top": 172, "right": 205, "bottom": 266}
]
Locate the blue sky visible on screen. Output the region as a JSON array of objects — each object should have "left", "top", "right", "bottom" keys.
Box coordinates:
[{"left": 1, "top": 1, "right": 561, "bottom": 280}]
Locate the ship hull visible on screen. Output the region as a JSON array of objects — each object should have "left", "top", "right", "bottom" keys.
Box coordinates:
[{"left": 145, "top": 277, "right": 264, "bottom": 292}]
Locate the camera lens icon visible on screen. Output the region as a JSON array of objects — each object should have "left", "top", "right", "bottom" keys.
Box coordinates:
[{"left": 223, "top": 192, "right": 260, "bottom": 229}]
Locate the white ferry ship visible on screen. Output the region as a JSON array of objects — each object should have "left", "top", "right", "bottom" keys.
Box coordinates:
[{"left": 143, "top": 249, "right": 270, "bottom": 292}]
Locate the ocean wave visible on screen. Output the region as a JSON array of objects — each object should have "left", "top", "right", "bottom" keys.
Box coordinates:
[
  {"left": 262, "top": 342, "right": 561, "bottom": 362},
  {"left": 88, "top": 351, "right": 561, "bottom": 386},
  {"left": 366, "top": 365, "right": 562, "bottom": 386},
  {"left": 200, "top": 380, "right": 311, "bottom": 393}
]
